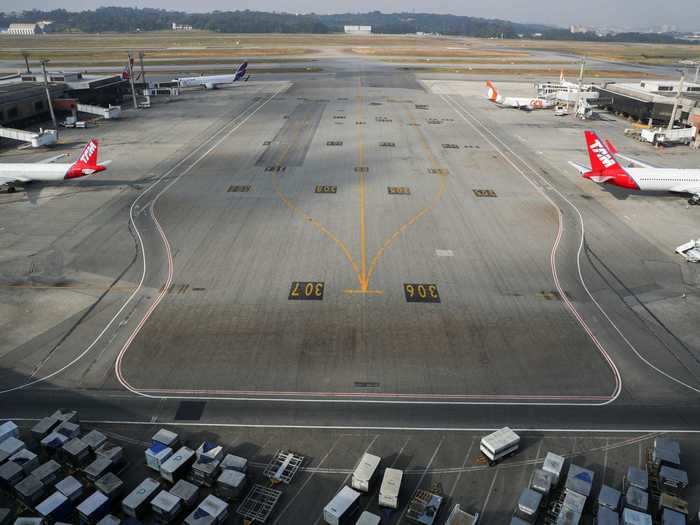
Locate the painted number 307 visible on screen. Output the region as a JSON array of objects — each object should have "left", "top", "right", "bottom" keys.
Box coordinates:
[
  {"left": 403, "top": 283, "right": 440, "bottom": 303},
  {"left": 289, "top": 281, "right": 324, "bottom": 300}
]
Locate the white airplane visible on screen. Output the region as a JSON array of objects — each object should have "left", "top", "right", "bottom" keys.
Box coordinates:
[
  {"left": 176, "top": 62, "right": 249, "bottom": 90},
  {"left": 569, "top": 130, "right": 700, "bottom": 205},
  {"left": 486, "top": 80, "right": 554, "bottom": 110},
  {"left": 0, "top": 139, "right": 109, "bottom": 193}
]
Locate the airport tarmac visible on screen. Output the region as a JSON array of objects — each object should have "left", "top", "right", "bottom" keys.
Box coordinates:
[{"left": 0, "top": 58, "right": 699, "bottom": 523}]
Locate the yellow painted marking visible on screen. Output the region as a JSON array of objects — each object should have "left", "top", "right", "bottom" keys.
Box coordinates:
[
  {"left": 343, "top": 289, "right": 384, "bottom": 295},
  {"left": 356, "top": 77, "right": 368, "bottom": 291}
]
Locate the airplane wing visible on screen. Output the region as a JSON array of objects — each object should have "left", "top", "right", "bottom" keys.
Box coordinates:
[
  {"left": 38, "top": 154, "right": 69, "bottom": 164},
  {"left": 568, "top": 161, "right": 590, "bottom": 174},
  {"left": 614, "top": 153, "right": 657, "bottom": 169},
  {"left": 669, "top": 184, "right": 700, "bottom": 196},
  {"left": 0, "top": 174, "right": 31, "bottom": 186}
]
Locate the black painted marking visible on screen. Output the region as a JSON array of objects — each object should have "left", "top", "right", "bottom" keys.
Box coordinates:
[
  {"left": 473, "top": 189, "right": 497, "bottom": 198},
  {"left": 379, "top": 142, "right": 396, "bottom": 147},
  {"left": 354, "top": 381, "right": 380, "bottom": 388},
  {"left": 265, "top": 166, "right": 287, "bottom": 172},
  {"left": 169, "top": 283, "right": 189, "bottom": 294},
  {"left": 191, "top": 287, "right": 206, "bottom": 291},
  {"left": 407, "top": 123, "right": 420, "bottom": 126},
  {"left": 415, "top": 104, "right": 429, "bottom": 110},
  {"left": 333, "top": 115, "right": 346, "bottom": 119},
  {"left": 354, "top": 166, "right": 369, "bottom": 173},
  {"left": 442, "top": 144, "right": 459, "bottom": 149},
  {"left": 228, "top": 185, "right": 251, "bottom": 193},
  {"left": 442, "top": 118, "right": 455, "bottom": 122},
  {"left": 388, "top": 186, "right": 411, "bottom": 195},
  {"left": 315, "top": 185, "right": 337, "bottom": 194},
  {"left": 375, "top": 116, "right": 392, "bottom": 122},
  {"left": 369, "top": 102, "right": 383, "bottom": 106},
  {"left": 464, "top": 145, "right": 481, "bottom": 149},
  {"left": 326, "top": 141, "right": 343, "bottom": 146},
  {"left": 539, "top": 290, "right": 573, "bottom": 301},
  {"left": 262, "top": 141, "right": 271, "bottom": 146},
  {"left": 356, "top": 121, "right": 366, "bottom": 125},
  {"left": 427, "top": 119, "right": 442, "bottom": 125},
  {"left": 175, "top": 401, "right": 206, "bottom": 421},
  {"left": 289, "top": 281, "right": 324, "bottom": 301},
  {"left": 403, "top": 283, "right": 441, "bottom": 303},
  {"left": 428, "top": 168, "right": 449, "bottom": 175}
]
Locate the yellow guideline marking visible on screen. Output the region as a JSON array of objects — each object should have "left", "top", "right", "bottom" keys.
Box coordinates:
[
  {"left": 343, "top": 289, "right": 384, "bottom": 295},
  {"left": 365, "top": 107, "right": 448, "bottom": 284},
  {"left": 356, "top": 77, "right": 369, "bottom": 291}
]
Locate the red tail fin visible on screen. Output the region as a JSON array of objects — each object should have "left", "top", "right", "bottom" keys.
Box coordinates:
[
  {"left": 583, "top": 130, "right": 638, "bottom": 189},
  {"left": 486, "top": 80, "right": 499, "bottom": 102},
  {"left": 66, "top": 139, "right": 105, "bottom": 179},
  {"left": 604, "top": 139, "right": 617, "bottom": 155}
]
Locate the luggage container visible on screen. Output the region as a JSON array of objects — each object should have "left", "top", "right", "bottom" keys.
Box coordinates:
[
  {"left": 406, "top": 488, "right": 443, "bottom": 525},
  {"left": 562, "top": 491, "right": 586, "bottom": 516},
  {"left": 146, "top": 443, "right": 173, "bottom": 472},
  {"left": 0, "top": 460, "right": 24, "bottom": 488},
  {"left": 555, "top": 506, "right": 581, "bottom": 525},
  {"left": 31, "top": 416, "right": 60, "bottom": 443},
  {"left": 55, "top": 475, "right": 84, "bottom": 503},
  {"left": 598, "top": 485, "right": 621, "bottom": 511},
  {"left": 196, "top": 441, "right": 224, "bottom": 463},
  {"left": 0, "top": 421, "right": 18, "bottom": 442},
  {"left": 83, "top": 457, "right": 113, "bottom": 482},
  {"left": 625, "top": 467, "right": 649, "bottom": 492},
  {"left": 0, "top": 508, "right": 11, "bottom": 525},
  {"left": 530, "top": 469, "right": 552, "bottom": 496},
  {"left": 214, "top": 469, "right": 245, "bottom": 501},
  {"left": 511, "top": 518, "right": 530, "bottom": 525},
  {"left": 151, "top": 490, "right": 183, "bottom": 522},
  {"left": 356, "top": 511, "right": 381, "bottom": 525},
  {"left": 184, "top": 495, "right": 228, "bottom": 525},
  {"left": 220, "top": 453, "right": 247, "bottom": 473},
  {"left": 152, "top": 429, "right": 179, "bottom": 449},
  {"left": 96, "top": 515, "right": 120, "bottom": 525},
  {"left": 658, "top": 493, "right": 688, "bottom": 515},
  {"left": 62, "top": 438, "right": 92, "bottom": 467},
  {"left": 378, "top": 467, "right": 402, "bottom": 509},
  {"left": 445, "top": 504, "right": 479, "bottom": 525},
  {"left": 31, "top": 460, "right": 61, "bottom": 486},
  {"left": 96, "top": 443, "right": 124, "bottom": 466},
  {"left": 566, "top": 464, "right": 594, "bottom": 498},
  {"left": 82, "top": 431, "right": 107, "bottom": 451},
  {"left": 190, "top": 456, "right": 221, "bottom": 487},
  {"left": 654, "top": 439, "right": 681, "bottom": 456},
  {"left": 95, "top": 472, "right": 123, "bottom": 501},
  {"left": 662, "top": 508, "right": 687, "bottom": 525},
  {"left": 161, "top": 446, "right": 195, "bottom": 483},
  {"left": 54, "top": 421, "right": 80, "bottom": 439},
  {"left": 52, "top": 409, "right": 79, "bottom": 424},
  {"left": 351, "top": 453, "right": 381, "bottom": 493},
  {"left": 15, "top": 475, "right": 45, "bottom": 506},
  {"left": 516, "top": 488, "right": 542, "bottom": 522},
  {"left": 652, "top": 447, "right": 681, "bottom": 469},
  {"left": 659, "top": 466, "right": 688, "bottom": 492},
  {"left": 625, "top": 486, "right": 648, "bottom": 513},
  {"left": 9, "top": 449, "right": 39, "bottom": 474},
  {"left": 13, "top": 518, "right": 43, "bottom": 525},
  {"left": 622, "top": 508, "right": 652, "bottom": 525},
  {"left": 0, "top": 437, "right": 25, "bottom": 462},
  {"left": 77, "top": 491, "right": 110, "bottom": 525},
  {"left": 480, "top": 428, "right": 519, "bottom": 464},
  {"left": 171, "top": 479, "right": 200, "bottom": 508},
  {"left": 41, "top": 432, "right": 69, "bottom": 456},
  {"left": 596, "top": 506, "right": 618, "bottom": 525},
  {"left": 122, "top": 477, "right": 160, "bottom": 517},
  {"left": 543, "top": 452, "right": 565, "bottom": 485},
  {"left": 324, "top": 486, "right": 361, "bottom": 525},
  {"left": 36, "top": 491, "right": 72, "bottom": 522}
]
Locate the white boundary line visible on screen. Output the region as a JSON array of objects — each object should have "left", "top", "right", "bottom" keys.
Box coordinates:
[{"left": 445, "top": 93, "right": 700, "bottom": 397}]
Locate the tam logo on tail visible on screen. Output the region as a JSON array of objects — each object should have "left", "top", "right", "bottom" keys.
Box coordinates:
[{"left": 77, "top": 139, "right": 99, "bottom": 166}]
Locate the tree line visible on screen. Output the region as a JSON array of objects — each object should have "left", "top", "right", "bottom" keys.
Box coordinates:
[{"left": 0, "top": 7, "right": 692, "bottom": 45}]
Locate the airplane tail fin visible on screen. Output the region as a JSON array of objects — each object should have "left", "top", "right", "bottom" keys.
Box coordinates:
[
  {"left": 582, "top": 130, "right": 637, "bottom": 188},
  {"left": 486, "top": 80, "right": 500, "bottom": 102},
  {"left": 234, "top": 61, "right": 248, "bottom": 81},
  {"left": 66, "top": 139, "right": 107, "bottom": 179},
  {"left": 604, "top": 138, "right": 617, "bottom": 155}
]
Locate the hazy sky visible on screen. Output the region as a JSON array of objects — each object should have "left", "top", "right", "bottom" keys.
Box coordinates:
[{"left": 2, "top": 0, "right": 699, "bottom": 32}]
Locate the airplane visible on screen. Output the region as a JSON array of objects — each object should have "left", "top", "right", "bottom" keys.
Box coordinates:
[
  {"left": 0, "top": 139, "right": 110, "bottom": 194},
  {"left": 486, "top": 80, "right": 554, "bottom": 110},
  {"left": 176, "top": 62, "right": 249, "bottom": 90},
  {"left": 569, "top": 130, "right": 700, "bottom": 205}
]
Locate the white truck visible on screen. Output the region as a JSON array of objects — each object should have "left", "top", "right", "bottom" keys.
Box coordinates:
[
  {"left": 480, "top": 427, "right": 520, "bottom": 465},
  {"left": 640, "top": 127, "right": 696, "bottom": 146},
  {"left": 378, "top": 468, "right": 402, "bottom": 508},
  {"left": 324, "top": 486, "right": 361, "bottom": 525}
]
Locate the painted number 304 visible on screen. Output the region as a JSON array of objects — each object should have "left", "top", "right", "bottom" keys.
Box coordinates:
[
  {"left": 403, "top": 283, "right": 440, "bottom": 303},
  {"left": 289, "top": 281, "right": 324, "bottom": 300}
]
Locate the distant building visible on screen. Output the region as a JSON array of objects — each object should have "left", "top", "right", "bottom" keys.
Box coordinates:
[
  {"left": 344, "top": 25, "right": 372, "bottom": 35},
  {"left": 8, "top": 23, "right": 40, "bottom": 35},
  {"left": 171, "top": 22, "right": 193, "bottom": 31},
  {"left": 569, "top": 25, "right": 590, "bottom": 34}
]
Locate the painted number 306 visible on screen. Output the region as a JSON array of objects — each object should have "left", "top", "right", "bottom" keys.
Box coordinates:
[
  {"left": 289, "top": 281, "right": 324, "bottom": 300},
  {"left": 403, "top": 283, "right": 440, "bottom": 303}
]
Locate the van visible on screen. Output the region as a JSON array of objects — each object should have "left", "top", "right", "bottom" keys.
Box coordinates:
[
  {"left": 378, "top": 468, "right": 402, "bottom": 509},
  {"left": 324, "top": 486, "right": 361, "bottom": 525}
]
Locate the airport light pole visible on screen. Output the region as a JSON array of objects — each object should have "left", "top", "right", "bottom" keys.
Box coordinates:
[
  {"left": 667, "top": 70, "right": 685, "bottom": 133},
  {"left": 40, "top": 59, "right": 59, "bottom": 140},
  {"left": 126, "top": 51, "right": 139, "bottom": 110},
  {"left": 21, "top": 51, "right": 31, "bottom": 74},
  {"left": 138, "top": 51, "right": 147, "bottom": 89}
]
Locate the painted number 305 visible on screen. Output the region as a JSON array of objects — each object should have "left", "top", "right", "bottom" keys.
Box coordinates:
[
  {"left": 403, "top": 283, "right": 440, "bottom": 303},
  {"left": 289, "top": 281, "right": 324, "bottom": 300}
]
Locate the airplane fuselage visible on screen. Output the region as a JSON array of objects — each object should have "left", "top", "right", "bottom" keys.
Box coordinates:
[
  {"left": 624, "top": 167, "right": 700, "bottom": 193},
  {"left": 178, "top": 74, "right": 239, "bottom": 88},
  {"left": 0, "top": 163, "right": 72, "bottom": 182}
]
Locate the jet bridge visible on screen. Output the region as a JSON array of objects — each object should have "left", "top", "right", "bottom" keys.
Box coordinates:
[{"left": 0, "top": 127, "right": 57, "bottom": 148}]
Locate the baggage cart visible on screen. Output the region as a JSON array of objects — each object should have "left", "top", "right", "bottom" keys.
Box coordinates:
[
  {"left": 31, "top": 416, "right": 60, "bottom": 443},
  {"left": 621, "top": 508, "right": 652, "bottom": 525},
  {"left": 152, "top": 429, "right": 179, "bottom": 448},
  {"left": 62, "top": 437, "right": 92, "bottom": 467},
  {"left": 0, "top": 437, "right": 25, "bottom": 462},
  {"left": 36, "top": 491, "right": 72, "bottom": 522},
  {"left": 96, "top": 442, "right": 124, "bottom": 466},
  {"left": 0, "top": 460, "right": 24, "bottom": 488},
  {"left": 41, "top": 432, "right": 69, "bottom": 456},
  {"left": 625, "top": 467, "right": 649, "bottom": 492},
  {"left": 190, "top": 456, "right": 221, "bottom": 487},
  {"left": 659, "top": 467, "right": 688, "bottom": 492},
  {"left": 625, "top": 486, "right": 648, "bottom": 513},
  {"left": 565, "top": 465, "right": 594, "bottom": 497},
  {"left": 445, "top": 504, "right": 479, "bottom": 525},
  {"left": 661, "top": 508, "right": 687, "bottom": 525},
  {"left": 196, "top": 441, "right": 224, "bottom": 462},
  {"left": 406, "top": 487, "right": 443, "bottom": 525},
  {"left": 236, "top": 484, "right": 282, "bottom": 524},
  {"left": 0, "top": 421, "right": 18, "bottom": 442},
  {"left": 83, "top": 456, "right": 113, "bottom": 482},
  {"left": 530, "top": 469, "right": 553, "bottom": 495},
  {"left": 263, "top": 450, "right": 304, "bottom": 485},
  {"left": 356, "top": 511, "right": 381, "bottom": 525},
  {"left": 82, "top": 431, "right": 107, "bottom": 451},
  {"left": 596, "top": 506, "right": 618, "bottom": 525},
  {"left": 516, "top": 488, "right": 542, "bottom": 522}
]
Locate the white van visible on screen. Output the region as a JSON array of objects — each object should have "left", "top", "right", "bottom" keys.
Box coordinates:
[
  {"left": 324, "top": 486, "right": 361, "bottom": 525},
  {"left": 351, "top": 453, "right": 381, "bottom": 492},
  {"left": 378, "top": 468, "right": 402, "bottom": 508}
]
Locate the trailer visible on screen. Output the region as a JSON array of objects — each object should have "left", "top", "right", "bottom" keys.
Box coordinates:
[
  {"left": 324, "top": 486, "right": 361, "bottom": 525},
  {"left": 379, "top": 467, "right": 402, "bottom": 508},
  {"left": 236, "top": 484, "right": 282, "bottom": 524},
  {"left": 351, "top": 453, "right": 381, "bottom": 493},
  {"left": 480, "top": 428, "right": 520, "bottom": 464},
  {"left": 263, "top": 450, "right": 304, "bottom": 485}
]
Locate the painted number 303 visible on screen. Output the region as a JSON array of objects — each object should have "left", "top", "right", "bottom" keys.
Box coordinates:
[
  {"left": 289, "top": 281, "right": 324, "bottom": 300},
  {"left": 403, "top": 283, "right": 440, "bottom": 303}
]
